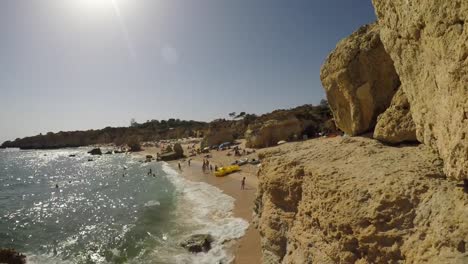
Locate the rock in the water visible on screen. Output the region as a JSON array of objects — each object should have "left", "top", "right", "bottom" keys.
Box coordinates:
[
  {"left": 0, "top": 248, "right": 26, "bottom": 264},
  {"left": 245, "top": 117, "right": 303, "bottom": 148},
  {"left": 88, "top": 148, "right": 102, "bottom": 155},
  {"left": 320, "top": 23, "right": 400, "bottom": 135},
  {"left": 374, "top": 88, "right": 418, "bottom": 144},
  {"left": 180, "top": 234, "right": 213, "bottom": 253},
  {"left": 372, "top": 0, "right": 468, "bottom": 180}
]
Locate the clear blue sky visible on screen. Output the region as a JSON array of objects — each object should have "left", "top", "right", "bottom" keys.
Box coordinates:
[{"left": 0, "top": 0, "right": 376, "bottom": 143}]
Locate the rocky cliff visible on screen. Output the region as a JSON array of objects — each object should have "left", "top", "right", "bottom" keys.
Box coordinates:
[
  {"left": 244, "top": 104, "right": 334, "bottom": 148},
  {"left": 255, "top": 137, "right": 468, "bottom": 264},
  {"left": 245, "top": 118, "right": 303, "bottom": 148},
  {"left": 372, "top": 0, "right": 467, "bottom": 180},
  {"left": 374, "top": 88, "right": 417, "bottom": 144},
  {"left": 320, "top": 23, "right": 400, "bottom": 136},
  {"left": 254, "top": 2, "right": 467, "bottom": 263}
]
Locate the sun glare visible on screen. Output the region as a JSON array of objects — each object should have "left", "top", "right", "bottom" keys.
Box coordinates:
[{"left": 72, "top": 0, "right": 113, "bottom": 12}]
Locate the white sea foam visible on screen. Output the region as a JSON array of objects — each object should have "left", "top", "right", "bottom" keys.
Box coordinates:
[{"left": 161, "top": 163, "right": 249, "bottom": 264}]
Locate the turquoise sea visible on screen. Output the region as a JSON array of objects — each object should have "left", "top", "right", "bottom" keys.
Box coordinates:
[{"left": 0, "top": 148, "right": 248, "bottom": 264}]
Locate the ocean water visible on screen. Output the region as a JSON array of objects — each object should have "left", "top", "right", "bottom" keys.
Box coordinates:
[{"left": 0, "top": 148, "right": 248, "bottom": 264}]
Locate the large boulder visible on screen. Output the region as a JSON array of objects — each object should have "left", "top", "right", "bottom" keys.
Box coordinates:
[
  {"left": 372, "top": 0, "right": 468, "bottom": 180},
  {"left": 374, "top": 88, "right": 418, "bottom": 144},
  {"left": 245, "top": 117, "right": 303, "bottom": 148},
  {"left": 0, "top": 248, "right": 26, "bottom": 264},
  {"left": 88, "top": 148, "right": 102, "bottom": 155},
  {"left": 180, "top": 234, "right": 213, "bottom": 253},
  {"left": 173, "top": 143, "right": 184, "bottom": 157},
  {"left": 320, "top": 23, "right": 401, "bottom": 135},
  {"left": 158, "top": 143, "right": 184, "bottom": 161}
]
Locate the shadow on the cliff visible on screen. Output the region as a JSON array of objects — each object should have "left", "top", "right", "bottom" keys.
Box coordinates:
[
  {"left": 359, "top": 132, "right": 421, "bottom": 148},
  {"left": 456, "top": 180, "right": 468, "bottom": 194}
]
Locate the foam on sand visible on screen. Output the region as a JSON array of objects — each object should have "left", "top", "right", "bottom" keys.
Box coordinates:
[{"left": 161, "top": 163, "right": 249, "bottom": 264}]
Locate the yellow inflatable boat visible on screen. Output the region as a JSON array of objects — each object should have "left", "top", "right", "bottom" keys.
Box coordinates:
[{"left": 215, "top": 165, "right": 240, "bottom": 177}]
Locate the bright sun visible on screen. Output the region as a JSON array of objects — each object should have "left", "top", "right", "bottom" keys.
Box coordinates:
[{"left": 73, "top": 0, "right": 115, "bottom": 12}]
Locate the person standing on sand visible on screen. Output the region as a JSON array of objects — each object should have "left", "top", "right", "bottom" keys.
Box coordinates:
[
  {"left": 178, "top": 162, "right": 181, "bottom": 170},
  {"left": 241, "top": 177, "right": 246, "bottom": 190},
  {"left": 188, "top": 159, "right": 191, "bottom": 166}
]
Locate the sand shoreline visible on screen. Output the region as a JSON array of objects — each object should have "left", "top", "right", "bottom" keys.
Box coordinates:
[{"left": 138, "top": 143, "right": 262, "bottom": 263}]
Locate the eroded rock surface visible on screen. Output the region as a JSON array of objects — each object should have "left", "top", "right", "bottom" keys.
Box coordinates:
[
  {"left": 180, "top": 234, "right": 213, "bottom": 253},
  {"left": 320, "top": 23, "right": 400, "bottom": 136},
  {"left": 255, "top": 137, "right": 468, "bottom": 264},
  {"left": 372, "top": 0, "right": 468, "bottom": 180},
  {"left": 374, "top": 88, "right": 417, "bottom": 144},
  {"left": 245, "top": 118, "right": 303, "bottom": 148},
  {"left": 201, "top": 127, "right": 234, "bottom": 149}
]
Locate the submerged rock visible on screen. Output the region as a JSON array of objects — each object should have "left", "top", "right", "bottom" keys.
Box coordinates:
[
  {"left": 88, "top": 148, "right": 102, "bottom": 155},
  {"left": 180, "top": 234, "right": 213, "bottom": 253},
  {"left": 0, "top": 248, "right": 26, "bottom": 264},
  {"left": 372, "top": 0, "right": 468, "bottom": 180},
  {"left": 320, "top": 22, "right": 400, "bottom": 135}
]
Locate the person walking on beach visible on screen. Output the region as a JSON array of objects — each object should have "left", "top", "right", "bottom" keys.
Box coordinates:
[
  {"left": 188, "top": 159, "right": 191, "bottom": 166},
  {"left": 241, "top": 177, "right": 246, "bottom": 190},
  {"left": 178, "top": 162, "right": 181, "bottom": 170}
]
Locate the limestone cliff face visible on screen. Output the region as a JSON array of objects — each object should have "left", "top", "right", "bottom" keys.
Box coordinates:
[
  {"left": 372, "top": 0, "right": 468, "bottom": 180},
  {"left": 374, "top": 88, "right": 417, "bottom": 144},
  {"left": 255, "top": 137, "right": 468, "bottom": 264},
  {"left": 201, "top": 126, "right": 234, "bottom": 148},
  {"left": 320, "top": 23, "right": 400, "bottom": 136},
  {"left": 245, "top": 118, "right": 303, "bottom": 148}
]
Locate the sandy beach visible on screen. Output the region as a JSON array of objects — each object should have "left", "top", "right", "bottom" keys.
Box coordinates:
[{"left": 140, "top": 141, "right": 262, "bottom": 263}]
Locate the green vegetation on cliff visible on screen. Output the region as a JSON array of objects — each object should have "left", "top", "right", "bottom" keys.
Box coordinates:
[{"left": 2, "top": 102, "right": 333, "bottom": 150}]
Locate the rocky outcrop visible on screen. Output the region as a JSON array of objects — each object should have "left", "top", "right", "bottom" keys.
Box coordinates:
[
  {"left": 372, "top": 0, "right": 468, "bottom": 180},
  {"left": 374, "top": 88, "right": 417, "bottom": 144},
  {"left": 0, "top": 248, "right": 26, "bottom": 264},
  {"left": 173, "top": 143, "right": 184, "bottom": 157},
  {"left": 320, "top": 23, "right": 400, "bottom": 136},
  {"left": 180, "top": 234, "right": 213, "bottom": 253},
  {"left": 255, "top": 137, "right": 468, "bottom": 264},
  {"left": 88, "top": 148, "right": 102, "bottom": 155},
  {"left": 245, "top": 118, "right": 303, "bottom": 148},
  {"left": 158, "top": 143, "right": 184, "bottom": 161},
  {"left": 201, "top": 127, "right": 234, "bottom": 149}
]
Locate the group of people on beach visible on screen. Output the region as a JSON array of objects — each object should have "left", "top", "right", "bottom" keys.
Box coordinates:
[{"left": 202, "top": 159, "right": 214, "bottom": 172}]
